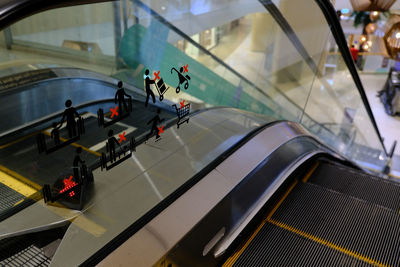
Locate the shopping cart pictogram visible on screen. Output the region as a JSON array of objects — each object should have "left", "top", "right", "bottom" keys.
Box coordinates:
[{"left": 172, "top": 102, "right": 190, "bottom": 128}]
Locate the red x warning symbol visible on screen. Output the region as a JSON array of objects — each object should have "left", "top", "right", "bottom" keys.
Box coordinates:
[
  {"left": 59, "top": 175, "right": 77, "bottom": 197},
  {"left": 158, "top": 125, "right": 165, "bottom": 135},
  {"left": 110, "top": 106, "right": 118, "bottom": 118},
  {"left": 183, "top": 64, "right": 189, "bottom": 73},
  {"left": 118, "top": 131, "right": 126, "bottom": 143},
  {"left": 180, "top": 100, "right": 185, "bottom": 109},
  {"left": 153, "top": 70, "right": 160, "bottom": 81}
]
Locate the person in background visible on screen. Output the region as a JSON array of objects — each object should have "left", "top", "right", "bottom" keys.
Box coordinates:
[
  {"left": 350, "top": 44, "right": 359, "bottom": 63},
  {"left": 393, "top": 59, "right": 400, "bottom": 71}
]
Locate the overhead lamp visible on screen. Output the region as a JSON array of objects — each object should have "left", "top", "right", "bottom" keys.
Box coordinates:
[
  {"left": 383, "top": 14, "right": 400, "bottom": 59},
  {"left": 365, "top": 23, "right": 377, "bottom": 34},
  {"left": 350, "top": 0, "right": 395, "bottom": 11},
  {"left": 360, "top": 35, "right": 367, "bottom": 43},
  {"left": 370, "top": 11, "right": 380, "bottom": 21}
]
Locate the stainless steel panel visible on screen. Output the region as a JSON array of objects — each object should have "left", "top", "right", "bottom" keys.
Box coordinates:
[
  {"left": 99, "top": 121, "right": 322, "bottom": 266},
  {"left": 0, "top": 108, "right": 268, "bottom": 266}
]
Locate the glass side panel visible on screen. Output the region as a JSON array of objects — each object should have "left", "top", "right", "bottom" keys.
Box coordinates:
[
  {"left": 0, "top": 0, "right": 389, "bottom": 264},
  {"left": 269, "top": 0, "right": 387, "bottom": 169},
  {"left": 0, "top": 0, "right": 388, "bottom": 207},
  {"left": 0, "top": 0, "right": 326, "bottom": 122}
]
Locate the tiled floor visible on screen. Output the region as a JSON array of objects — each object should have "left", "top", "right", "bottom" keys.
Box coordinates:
[
  {"left": 194, "top": 18, "right": 400, "bottom": 175},
  {"left": 361, "top": 73, "right": 400, "bottom": 155},
  {"left": 360, "top": 73, "right": 400, "bottom": 176}
]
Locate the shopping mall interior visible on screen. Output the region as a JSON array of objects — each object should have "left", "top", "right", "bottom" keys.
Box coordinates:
[{"left": 0, "top": 0, "right": 400, "bottom": 266}]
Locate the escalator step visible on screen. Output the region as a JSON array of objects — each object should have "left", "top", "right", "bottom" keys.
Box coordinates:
[
  {"left": 308, "top": 162, "right": 400, "bottom": 211},
  {"left": 0, "top": 245, "right": 50, "bottom": 267},
  {"left": 271, "top": 182, "right": 400, "bottom": 267},
  {"left": 0, "top": 183, "right": 24, "bottom": 213},
  {"left": 232, "top": 222, "right": 370, "bottom": 267}
]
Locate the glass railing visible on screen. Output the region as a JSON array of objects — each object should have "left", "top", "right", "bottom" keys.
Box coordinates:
[
  {"left": 269, "top": 0, "right": 388, "bottom": 170},
  {"left": 0, "top": 0, "right": 392, "bottom": 265},
  {"left": 0, "top": 0, "right": 388, "bottom": 171}
]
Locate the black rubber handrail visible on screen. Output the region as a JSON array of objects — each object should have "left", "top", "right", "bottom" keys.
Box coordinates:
[
  {"left": 0, "top": 98, "right": 115, "bottom": 141},
  {"left": 0, "top": 0, "right": 376, "bottom": 152},
  {"left": 314, "top": 0, "right": 388, "bottom": 156},
  {"left": 81, "top": 120, "right": 283, "bottom": 266},
  {"left": 0, "top": 0, "right": 337, "bottom": 140},
  {"left": 260, "top": 0, "right": 388, "bottom": 157}
]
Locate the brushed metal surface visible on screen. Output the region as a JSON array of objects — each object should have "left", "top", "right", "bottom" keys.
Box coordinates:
[
  {"left": 0, "top": 107, "right": 268, "bottom": 266},
  {"left": 99, "top": 121, "right": 327, "bottom": 267}
]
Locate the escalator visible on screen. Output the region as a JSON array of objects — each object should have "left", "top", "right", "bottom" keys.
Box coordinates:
[
  {"left": 0, "top": 0, "right": 399, "bottom": 266},
  {"left": 224, "top": 160, "right": 400, "bottom": 267}
]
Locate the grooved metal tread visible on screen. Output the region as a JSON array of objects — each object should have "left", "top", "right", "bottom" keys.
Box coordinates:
[
  {"left": 308, "top": 162, "right": 400, "bottom": 211},
  {"left": 0, "top": 245, "right": 50, "bottom": 267},
  {"left": 232, "top": 222, "right": 371, "bottom": 267},
  {"left": 271, "top": 182, "right": 400, "bottom": 267},
  {"left": 0, "top": 183, "right": 24, "bottom": 213}
]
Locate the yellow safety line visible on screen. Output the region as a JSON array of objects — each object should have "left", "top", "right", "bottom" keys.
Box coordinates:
[
  {"left": 224, "top": 162, "right": 392, "bottom": 267},
  {"left": 90, "top": 209, "right": 116, "bottom": 224},
  {"left": 2, "top": 167, "right": 108, "bottom": 237},
  {"left": 0, "top": 169, "right": 37, "bottom": 197},
  {"left": 268, "top": 219, "right": 389, "bottom": 267},
  {"left": 266, "top": 180, "right": 298, "bottom": 220},
  {"left": 223, "top": 180, "right": 298, "bottom": 267},
  {"left": 0, "top": 164, "right": 41, "bottom": 191},
  {"left": 42, "top": 131, "right": 101, "bottom": 157},
  {"left": 0, "top": 119, "right": 101, "bottom": 159},
  {"left": 302, "top": 162, "right": 319, "bottom": 183},
  {"left": 389, "top": 173, "right": 400, "bottom": 181},
  {"left": 0, "top": 131, "right": 40, "bottom": 149},
  {"left": 43, "top": 203, "right": 107, "bottom": 237},
  {"left": 0, "top": 167, "right": 106, "bottom": 237},
  {"left": 72, "top": 216, "right": 107, "bottom": 237},
  {"left": 13, "top": 199, "right": 24, "bottom": 206},
  {"left": 0, "top": 122, "right": 106, "bottom": 236}
]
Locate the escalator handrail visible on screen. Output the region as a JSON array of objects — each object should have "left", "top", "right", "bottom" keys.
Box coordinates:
[
  {"left": 260, "top": 0, "right": 388, "bottom": 157},
  {"left": 314, "top": 0, "right": 388, "bottom": 156},
  {"left": 0, "top": 0, "right": 336, "bottom": 141},
  {"left": 81, "top": 120, "right": 283, "bottom": 266},
  {"left": 0, "top": 98, "right": 115, "bottom": 140}
]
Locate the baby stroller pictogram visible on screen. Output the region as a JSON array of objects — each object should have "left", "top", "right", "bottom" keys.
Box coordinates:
[{"left": 171, "top": 66, "right": 191, "bottom": 93}]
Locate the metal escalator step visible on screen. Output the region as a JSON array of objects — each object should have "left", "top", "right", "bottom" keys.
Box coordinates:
[
  {"left": 232, "top": 222, "right": 371, "bottom": 267},
  {"left": 307, "top": 162, "right": 400, "bottom": 211},
  {"left": 271, "top": 183, "right": 400, "bottom": 267},
  {"left": 0, "top": 182, "right": 24, "bottom": 212},
  {"left": 0, "top": 245, "right": 50, "bottom": 267}
]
